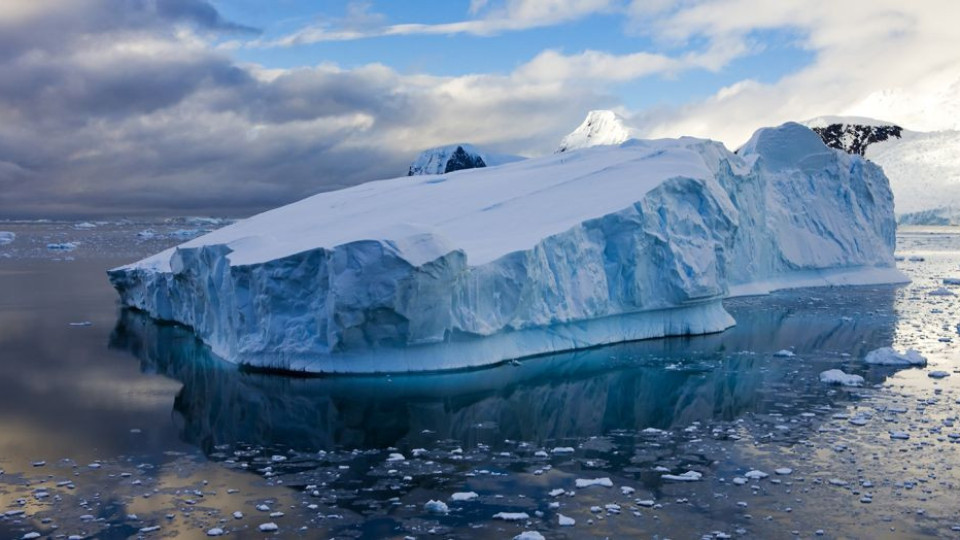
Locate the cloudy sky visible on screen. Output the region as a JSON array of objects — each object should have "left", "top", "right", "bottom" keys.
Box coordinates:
[{"left": 1, "top": 0, "right": 957, "bottom": 218}]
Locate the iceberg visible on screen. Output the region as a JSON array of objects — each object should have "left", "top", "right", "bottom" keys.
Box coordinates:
[{"left": 109, "top": 123, "right": 905, "bottom": 374}]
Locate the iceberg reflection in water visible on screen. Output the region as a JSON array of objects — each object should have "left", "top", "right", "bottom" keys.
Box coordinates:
[{"left": 109, "top": 286, "right": 898, "bottom": 454}]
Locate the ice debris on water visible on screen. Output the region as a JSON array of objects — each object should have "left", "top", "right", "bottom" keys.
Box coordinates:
[
  {"left": 864, "top": 347, "right": 927, "bottom": 366},
  {"left": 513, "top": 532, "right": 545, "bottom": 540},
  {"left": 424, "top": 500, "right": 449, "bottom": 514},
  {"left": 0, "top": 231, "right": 15, "bottom": 245},
  {"left": 450, "top": 492, "right": 478, "bottom": 502},
  {"left": 258, "top": 522, "right": 279, "bottom": 532},
  {"left": 928, "top": 370, "right": 950, "bottom": 379},
  {"left": 661, "top": 471, "right": 703, "bottom": 482},
  {"left": 558, "top": 514, "right": 576, "bottom": 526},
  {"left": 493, "top": 512, "right": 530, "bottom": 521},
  {"left": 575, "top": 477, "right": 613, "bottom": 488},
  {"left": 819, "top": 369, "right": 864, "bottom": 386}
]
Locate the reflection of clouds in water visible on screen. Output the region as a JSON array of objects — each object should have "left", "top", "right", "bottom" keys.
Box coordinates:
[{"left": 110, "top": 286, "right": 898, "bottom": 453}]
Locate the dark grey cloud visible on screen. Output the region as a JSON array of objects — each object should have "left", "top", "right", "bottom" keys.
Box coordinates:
[{"left": 0, "top": 0, "right": 598, "bottom": 219}]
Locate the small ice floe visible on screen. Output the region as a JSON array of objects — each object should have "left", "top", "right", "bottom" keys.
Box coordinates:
[
  {"left": 774, "top": 468, "right": 793, "bottom": 475},
  {"left": 493, "top": 512, "right": 530, "bottom": 521},
  {"left": 661, "top": 471, "right": 702, "bottom": 482},
  {"left": 69, "top": 321, "right": 92, "bottom": 327},
  {"left": 549, "top": 488, "right": 565, "bottom": 497},
  {"left": 424, "top": 500, "right": 449, "bottom": 514},
  {"left": 943, "top": 278, "right": 960, "bottom": 285},
  {"left": 139, "top": 526, "right": 161, "bottom": 533},
  {"left": 773, "top": 349, "right": 795, "bottom": 358},
  {"left": 744, "top": 470, "right": 768, "bottom": 480},
  {"left": 513, "top": 532, "right": 545, "bottom": 540},
  {"left": 450, "top": 492, "right": 478, "bottom": 502},
  {"left": 22, "top": 533, "right": 41, "bottom": 539},
  {"left": 558, "top": 514, "right": 576, "bottom": 526},
  {"left": 233, "top": 511, "right": 243, "bottom": 519},
  {"left": 849, "top": 414, "right": 870, "bottom": 426},
  {"left": 908, "top": 255, "right": 925, "bottom": 262},
  {"left": 0, "top": 231, "right": 15, "bottom": 245},
  {"left": 620, "top": 486, "right": 635, "bottom": 495},
  {"left": 819, "top": 369, "right": 864, "bottom": 387},
  {"left": 575, "top": 477, "right": 613, "bottom": 488},
  {"left": 864, "top": 347, "right": 927, "bottom": 367},
  {"left": 206, "top": 528, "right": 224, "bottom": 537},
  {"left": 732, "top": 477, "right": 747, "bottom": 485},
  {"left": 74, "top": 222, "right": 97, "bottom": 230},
  {"left": 258, "top": 522, "right": 279, "bottom": 532},
  {"left": 169, "top": 229, "right": 202, "bottom": 239},
  {"left": 47, "top": 242, "right": 79, "bottom": 251},
  {"left": 929, "top": 287, "right": 955, "bottom": 296},
  {"left": 136, "top": 230, "right": 157, "bottom": 239},
  {"left": 386, "top": 452, "right": 406, "bottom": 462},
  {"left": 636, "top": 499, "right": 656, "bottom": 507},
  {"left": 551, "top": 447, "right": 575, "bottom": 454},
  {"left": 928, "top": 371, "right": 951, "bottom": 379},
  {"left": 270, "top": 455, "right": 287, "bottom": 463},
  {"left": 889, "top": 431, "right": 911, "bottom": 440}
]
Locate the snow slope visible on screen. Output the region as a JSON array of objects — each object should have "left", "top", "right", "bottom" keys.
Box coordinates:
[
  {"left": 407, "top": 143, "right": 523, "bottom": 176},
  {"left": 556, "top": 110, "right": 634, "bottom": 153},
  {"left": 109, "top": 123, "right": 903, "bottom": 374},
  {"left": 802, "top": 117, "right": 960, "bottom": 218}
]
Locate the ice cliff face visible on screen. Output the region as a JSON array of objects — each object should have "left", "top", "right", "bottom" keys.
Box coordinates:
[
  {"left": 109, "top": 123, "right": 903, "bottom": 374},
  {"left": 557, "top": 110, "right": 633, "bottom": 153},
  {"left": 407, "top": 143, "right": 523, "bottom": 175},
  {"left": 804, "top": 116, "right": 960, "bottom": 219}
]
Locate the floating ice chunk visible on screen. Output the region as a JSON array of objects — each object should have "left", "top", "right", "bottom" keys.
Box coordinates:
[
  {"left": 424, "top": 500, "right": 449, "bottom": 514},
  {"left": 889, "top": 431, "right": 910, "bottom": 440},
  {"left": 258, "top": 522, "right": 278, "bottom": 532},
  {"left": 558, "top": 514, "right": 576, "bottom": 526},
  {"left": 744, "top": 470, "right": 768, "bottom": 480},
  {"left": 137, "top": 230, "right": 157, "bottom": 239},
  {"left": 943, "top": 278, "right": 960, "bottom": 285},
  {"left": 74, "top": 222, "right": 97, "bottom": 230},
  {"left": 661, "top": 471, "right": 703, "bottom": 482},
  {"left": 819, "top": 369, "right": 864, "bottom": 387},
  {"left": 636, "top": 499, "right": 655, "bottom": 507},
  {"left": 773, "top": 349, "right": 796, "bottom": 358},
  {"left": 493, "top": 512, "right": 530, "bottom": 521},
  {"left": 929, "top": 287, "right": 955, "bottom": 296},
  {"left": 47, "top": 242, "right": 79, "bottom": 251},
  {"left": 864, "top": 347, "right": 927, "bottom": 366},
  {"left": 549, "top": 488, "right": 565, "bottom": 497},
  {"left": 386, "top": 453, "right": 406, "bottom": 462},
  {"left": 551, "top": 447, "right": 575, "bottom": 454},
  {"left": 774, "top": 468, "right": 793, "bottom": 475},
  {"left": 620, "top": 486, "right": 635, "bottom": 495},
  {"left": 233, "top": 511, "right": 243, "bottom": 519},
  {"left": 0, "top": 232, "right": 14, "bottom": 246},
  {"left": 575, "top": 477, "right": 613, "bottom": 488},
  {"left": 206, "top": 528, "right": 224, "bottom": 537},
  {"left": 513, "top": 532, "right": 545, "bottom": 540},
  {"left": 929, "top": 371, "right": 950, "bottom": 379},
  {"left": 450, "top": 492, "right": 478, "bottom": 502}
]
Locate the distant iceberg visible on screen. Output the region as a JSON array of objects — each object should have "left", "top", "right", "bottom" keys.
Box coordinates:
[{"left": 109, "top": 123, "right": 905, "bottom": 374}]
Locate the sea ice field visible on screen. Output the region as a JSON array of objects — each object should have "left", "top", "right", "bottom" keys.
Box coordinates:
[{"left": 2, "top": 220, "right": 960, "bottom": 539}]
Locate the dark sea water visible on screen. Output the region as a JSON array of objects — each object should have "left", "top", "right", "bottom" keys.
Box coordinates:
[{"left": 1, "top": 221, "right": 960, "bottom": 539}]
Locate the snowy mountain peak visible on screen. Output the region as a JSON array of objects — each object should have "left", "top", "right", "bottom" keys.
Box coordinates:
[
  {"left": 801, "top": 116, "right": 903, "bottom": 156},
  {"left": 407, "top": 144, "right": 524, "bottom": 176},
  {"left": 408, "top": 144, "right": 486, "bottom": 176},
  {"left": 556, "top": 110, "right": 633, "bottom": 153}
]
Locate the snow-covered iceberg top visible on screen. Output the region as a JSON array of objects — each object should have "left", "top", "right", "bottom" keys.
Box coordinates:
[{"left": 109, "top": 123, "right": 905, "bottom": 374}]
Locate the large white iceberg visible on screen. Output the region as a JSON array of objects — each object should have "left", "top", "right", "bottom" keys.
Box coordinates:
[{"left": 109, "top": 123, "right": 905, "bottom": 373}]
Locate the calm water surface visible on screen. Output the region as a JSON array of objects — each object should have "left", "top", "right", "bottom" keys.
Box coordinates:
[{"left": 1, "top": 222, "right": 960, "bottom": 539}]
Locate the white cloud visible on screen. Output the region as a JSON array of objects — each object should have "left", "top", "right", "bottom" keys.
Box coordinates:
[
  {"left": 258, "top": 0, "right": 623, "bottom": 46},
  {"left": 626, "top": 1, "right": 960, "bottom": 145}
]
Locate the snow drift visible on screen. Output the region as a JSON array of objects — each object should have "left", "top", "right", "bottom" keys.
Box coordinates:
[{"left": 109, "top": 123, "right": 904, "bottom": 374}]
